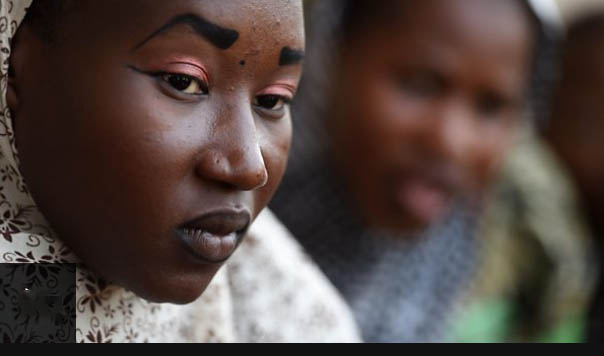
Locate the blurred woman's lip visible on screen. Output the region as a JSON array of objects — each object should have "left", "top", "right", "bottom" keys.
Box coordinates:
[
  {"left": 177, "top": 209, "right": 251, "bottom": 264},
  {"left": 396, "top": 177, "right": 453, "bottom": 225}
]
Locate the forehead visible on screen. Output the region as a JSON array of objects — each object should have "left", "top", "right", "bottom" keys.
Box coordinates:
[
  {"left": 351, "top": 0, "right": 530, "bottom": 57},
  {"left": 393, "top": 0, "right": 530, "bottom": 55},
  {"left": 348, "top": 0, "right": 532, "bottom": 87},
  {"left": 65, "top": 0, "right": 304, "bottom": 50}
]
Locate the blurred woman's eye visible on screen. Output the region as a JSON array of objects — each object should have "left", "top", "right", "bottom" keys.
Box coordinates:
[
  {"left": 475, "top": 92, "right": 509, "bottom": 120},
  {"left": 396, "top": 71, "right": 445, "bottom": 99},
  {"left": 162, "top": 73, "right": 208, "bottom": 96},
  {"left": 254, "top": 95, "right": 290, "bottom": 113}
]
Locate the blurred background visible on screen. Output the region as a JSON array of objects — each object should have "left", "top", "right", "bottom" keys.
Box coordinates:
[{"left": 270, "top": 0, "right": 604, "bottom": 343}]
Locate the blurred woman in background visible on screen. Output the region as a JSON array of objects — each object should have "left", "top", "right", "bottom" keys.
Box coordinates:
[
  {"left": 272, "top": 0, "right": 575, "bottom": 342},
  {"left": 546, "top": 0, "right": 604, "bottom": 342}
]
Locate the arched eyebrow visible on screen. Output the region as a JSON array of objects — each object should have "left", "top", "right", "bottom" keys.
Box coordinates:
[
  {"left": 133, "top": 14, "right": 240, "bottom": 51},
  {"left": 279, "top": 46, "right": 305, "bottom": 66}
]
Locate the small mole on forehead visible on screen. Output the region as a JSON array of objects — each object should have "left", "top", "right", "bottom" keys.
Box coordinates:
[{"left": 239, "top": 60, "right": 246, "bottom": 66}]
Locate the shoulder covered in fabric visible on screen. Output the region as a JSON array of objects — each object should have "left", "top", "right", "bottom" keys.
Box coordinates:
[{"left": 226, "top": 208, "right": 362, "bottom": 343}]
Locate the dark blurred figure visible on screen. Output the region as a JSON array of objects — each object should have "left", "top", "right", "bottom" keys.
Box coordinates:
[
  {"left": 546, "top": 0, "right": 604, "bottom": 342},
  {"left": 272, "top": 0, "right": 547, "bottom": 342}
]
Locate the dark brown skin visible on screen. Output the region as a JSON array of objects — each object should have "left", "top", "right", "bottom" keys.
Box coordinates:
[
  {"left": 546, "top": 20, "right": 604, "bottom": 248},
  {"left": 8, "top": 0, "right": 304, "bottom": 304},
  {"left": 328, "top": 0, "right": 533, "bottom": 233}
]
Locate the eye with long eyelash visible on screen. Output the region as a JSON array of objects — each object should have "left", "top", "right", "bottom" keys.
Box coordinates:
[
  {"left": 161, "top": 73, "right": 208, "bottom": 95},
  {"left": 254, "top": 94, "right": 291, "bottom": 111}
]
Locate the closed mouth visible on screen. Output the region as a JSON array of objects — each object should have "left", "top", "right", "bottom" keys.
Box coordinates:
[{"left": 177, "top": 210, "right": 251, "bottom": 264}]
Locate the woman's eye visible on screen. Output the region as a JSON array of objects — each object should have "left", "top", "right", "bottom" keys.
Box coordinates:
[
  {"left": 476, "top": 93, "right": 507, "bottom": 120},
  {"left": 254, "top": 95, "right": 289, "bottom": 111},
  {"left": 162, "top": 74, "right": 208, "bottom": 95},
  {"left": 397, "top": 71, "right": 444, "bottom": 99}
]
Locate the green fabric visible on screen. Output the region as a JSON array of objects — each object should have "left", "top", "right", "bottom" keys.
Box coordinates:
[
  {"left": 451, "top": 299, "right": 514, "bottom": 343},
  {"left": 450, "top": 131, "right": 596, "bottom": 343},
  {"left": 451, "top": 299, "right": 587, "bottom": 343},
  {"left": 538, "top": 316, "right": 586, "bottom": 343}
]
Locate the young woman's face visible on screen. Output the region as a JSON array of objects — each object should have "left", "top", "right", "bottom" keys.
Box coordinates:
[
  {"left": 9, "top": 0, "right": 304, "bottom": 303},
  {"left": 329, "top": 0, "right": 532, "bottom": 232}
]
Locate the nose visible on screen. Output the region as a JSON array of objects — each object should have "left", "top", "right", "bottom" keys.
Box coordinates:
[
  {"left": 426, "top": 99, "right": 476, "bottom": 162},
  {"left": 195, "top": 104, "right": 269, "bottom": 191}
]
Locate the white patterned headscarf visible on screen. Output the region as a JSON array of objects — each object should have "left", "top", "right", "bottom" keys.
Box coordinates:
[{"left": 0, "top": 0, "right": 360, "bottom": 343}]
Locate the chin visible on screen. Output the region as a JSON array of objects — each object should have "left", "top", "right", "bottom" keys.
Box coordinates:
[
  {"left": 365, "top": 210, "right": 432, "bottom": 236},
  {"left": 378, "top": 212, "right": 454, "bottom": 237},
  {"left": 138, "top": 282, "right": 211, "bottom": 305},
  {"left": 124, "top": 270, "right": 218, "bottom": 305}
]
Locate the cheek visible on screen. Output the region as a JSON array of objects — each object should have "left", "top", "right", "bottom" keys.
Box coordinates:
[
  {"left": 255, "top": 118, "right": 292, "bottom": 210},
  {"left": 71, "top": 76, "right": 190, "bottom": 180},
  {"left": 346, "top": 78, "right": 421, "bottom": 158},
  {"left": 367, "top": 74, "right": 443, "bottom": 152},
  {"left": 468, "top": 128, "right": 517, "bottom": 188},
  {"left": 22, "top": 63, "right": 200, "bottom": 233}
]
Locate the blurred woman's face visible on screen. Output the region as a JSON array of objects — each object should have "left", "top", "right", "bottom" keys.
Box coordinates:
[
  {"left": 547, "top": 23, "right": 604, "bottom": 228},
  {"left": 9, "top": 0, "right": 304, "bottom": 303},
  {"left": 329, "top": 0, "right": 532, "bottom": 232}
]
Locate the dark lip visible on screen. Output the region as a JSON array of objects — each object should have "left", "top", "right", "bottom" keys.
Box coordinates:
[
  {"left": 390, "top": 164, "right": 464, "bottom": 197},
  {"left": 179, "top": 209, "right": 252, "bottom": 235},
  {"left": 177, "top": 209, "right": 252, "bottom": 264}
]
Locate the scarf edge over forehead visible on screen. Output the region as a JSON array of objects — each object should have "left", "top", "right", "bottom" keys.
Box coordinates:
[
  {"left": 0, "top": 0, "right": 32, "bottom": 170},
  {"left": 0, "top": 0, "right": 78, "bottom": 262},
  {"left": 0, "top": 0, "right": 361, "bottom": 343}
]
